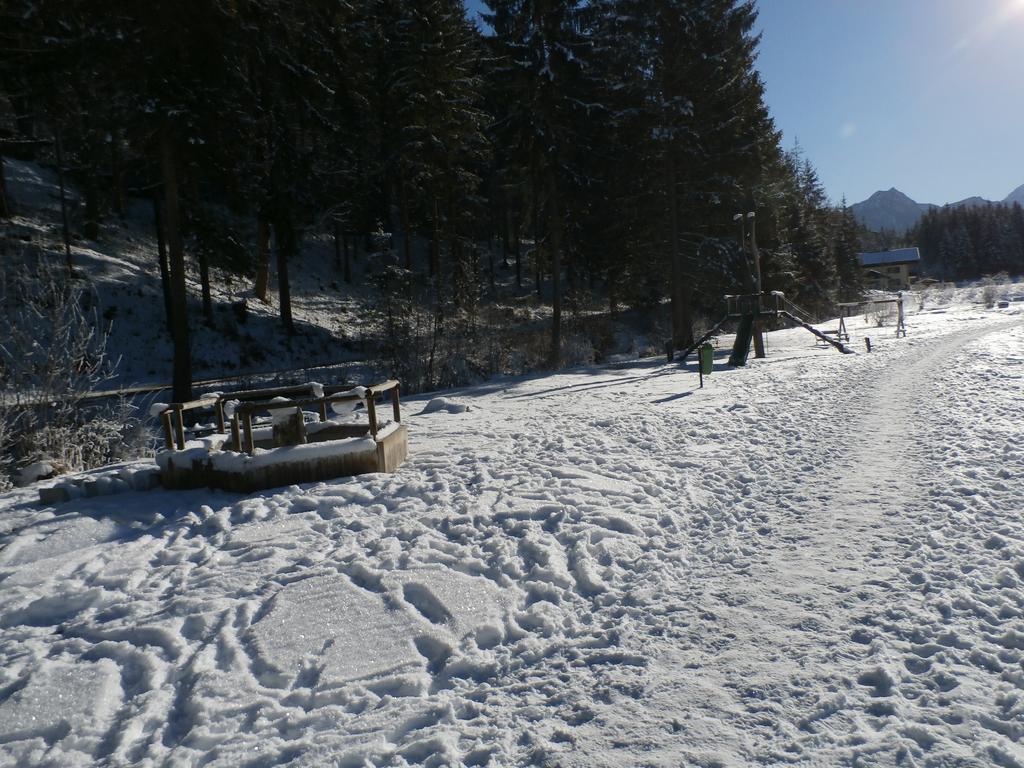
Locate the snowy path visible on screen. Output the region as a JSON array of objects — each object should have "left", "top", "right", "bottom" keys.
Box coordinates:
[
  {"left": 1, "top": 307, "right": 1023, "bottom": 767},
  {"left": 581, "top": 319, "right": 1024, "bottom": 766}
]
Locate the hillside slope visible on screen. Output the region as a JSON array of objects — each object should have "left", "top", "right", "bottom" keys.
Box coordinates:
[
  {"left": 1, "top": 159, "right": 383, "bottom": 387},
  {"left": 2, "top": 159, "right": 644, "bottom": 394}
]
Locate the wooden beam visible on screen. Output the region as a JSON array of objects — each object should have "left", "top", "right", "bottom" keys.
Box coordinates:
[
  {"left": 778, "top": 311, "right": 855, "bottom": 354},
  {"left": 160, "top": 410, "right": 174, "bottom": 450},
  {"left": 243, "top": 412, "right": 255, "bottom": 455},
  {"left": 367, "top": 380, "right": 400, "bottom": 395},
  {"left": 391, "top": 383, "right": 401, "bottom": 423},
  {"left": 231, "top": 413, "right": 241, "bottom": 452},
  {"left": 365, "top": 394, "right": 378, "bottom": 439},
  {"left": 173, "top": 405, "right": 186, "bottom": 449}
]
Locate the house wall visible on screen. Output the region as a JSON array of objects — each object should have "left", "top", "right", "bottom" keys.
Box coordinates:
[{"left": 863, "top": 262, "right": 915, "bottom": 291}]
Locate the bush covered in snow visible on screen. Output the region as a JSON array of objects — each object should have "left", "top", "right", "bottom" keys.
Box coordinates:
[{"left": 0, "top": 261, "right": 150, "bottom": 488}]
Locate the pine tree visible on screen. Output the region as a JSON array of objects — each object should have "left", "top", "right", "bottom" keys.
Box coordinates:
[
  {"left": 483, "top": 0, "right": 595, "bottom": 365},
  {"left": 381, "top": 0, "right": 489, "bottom": 300},
  {"left": 833, "top": 197, "right": 864, "bottom": 301}
]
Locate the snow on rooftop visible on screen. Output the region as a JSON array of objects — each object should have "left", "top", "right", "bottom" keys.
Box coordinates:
[{"left": 858, "top": 247, "right": 921, "bottom": 267}]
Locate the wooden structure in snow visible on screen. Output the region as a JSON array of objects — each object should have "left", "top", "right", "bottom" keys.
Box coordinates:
[
  {"left": 837, "top": 294, "right": 907, "bottom": 340},
  {"left": 156, "top": 381, "right": 408, "bottom": 493},
  {"left": 675, "top": 291, "right": 855, "bottom": 365}
]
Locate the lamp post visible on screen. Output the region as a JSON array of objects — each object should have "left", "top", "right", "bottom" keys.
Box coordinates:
[
  {"left": 733, "top": 212, "right": 747, "bottom": 264},
  {"left": 747, "top": 211, "right": 765, "bottom": 358},
  {"left": 747, "top": 211, "right": 760, "bottom": 294},
  {"left": 734, "top": 209, "right": 765, "bottom": 359}
]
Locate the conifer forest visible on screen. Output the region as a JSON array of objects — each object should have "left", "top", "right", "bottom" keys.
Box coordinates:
[{"left": 4, "top": 1, "right": 871, "bottom": 399}]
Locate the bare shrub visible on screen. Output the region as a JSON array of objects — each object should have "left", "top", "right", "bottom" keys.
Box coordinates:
[
  {"left": 561, "top": 332, "right": 595, "bottom": 368},
  {"left": 927, "top": 282, "right": 957, "bottom": 306},
  {"left": 0, "top": 261, "right": 149, "bottom": 486},
  {"left": 982, "top": 283, "right": 998, "bottom": 309},
  {"left": 980, "top": 273, "right": 1008, "bottom": 308}
]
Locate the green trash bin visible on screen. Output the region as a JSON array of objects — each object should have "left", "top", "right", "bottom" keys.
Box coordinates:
[
  {"left": 698, "top": 342, "right": 714, "bottom": 387},
  {"left": 699, "top": 342, "right": 714, "bottom": 376}
]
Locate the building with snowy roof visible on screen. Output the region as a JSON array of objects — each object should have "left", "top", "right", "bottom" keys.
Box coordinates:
[{"left": 859, "top": 247, "right": 921, "bottom": 291}]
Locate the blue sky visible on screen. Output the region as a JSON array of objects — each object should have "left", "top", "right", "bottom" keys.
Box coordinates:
[{"left": 463, "top": 0, "right": 1024, "bottom": 205}]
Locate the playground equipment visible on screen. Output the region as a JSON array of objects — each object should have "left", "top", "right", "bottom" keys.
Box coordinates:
[
  {"left": 837, "top": 293, "right": 907, "bottom": 340},
  {"left": 676, "top": 291, "right": 856, "bottom": 365}
]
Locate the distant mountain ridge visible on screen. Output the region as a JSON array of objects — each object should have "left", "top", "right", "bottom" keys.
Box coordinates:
[{"left": 851, "top": 184, "right": 1024, "bottom": 232}]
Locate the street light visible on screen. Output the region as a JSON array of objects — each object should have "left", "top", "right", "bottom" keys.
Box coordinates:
[
  {"left": 733, "top": 212, "right": 746, "bottom": 252},
  {"left": 734, "top": 212, "right": 752, "bottom": 290},
  {"left": 735, "top": 209, "right": 765, "bottom": 358},
  {"left": 747, "top": 211, "right": 761, "bottom": 294}
]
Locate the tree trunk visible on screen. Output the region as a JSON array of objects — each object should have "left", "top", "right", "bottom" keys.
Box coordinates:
[
  {"left": 447, "top": 192, "right": 460, "bottom": 305},
  {"left": 0, "top": 154, "right": 11, "bottom": 219},
  {"left": 160, "top": 124, "right": 192, "bottom": 402},
  {"left": 533, "top": 186, "right": 542, "bottom": 298},
  {"left": 667, "top": 154, "right": 693, "bottom": 349},
  {"left": 275, "top": 215, "right": 296, "bottom": 335},
  {"left": 55, "top": 128, "right": 72, "bottom": 274},
  {"left": 152, "top": 191, "right": 173, "bottom": 333},
  {"left": 84, "top": 162, "right": 100, "bottom": 241},
  {"left": 547, "top": 170, "right": 563, "bottom": 368},
  {"left": 343, "top": 230, "right": 352, "bottom": 283},
  {"left": 430, "top": 197, "right": 440, "bottom": 278},
  {"left": 197, "top": 245, "right": 214, "bottom": 326},
  {"left": 254, "top": 215, "right": 270, "bottom": 303},
  {"left": 110, "top": 131, "right": 124, "bottom": 217},
  {"left": 334, "top": 219, "right": 342, "bottom": 269},
  {"left": 398, "top": 179, "right": 412, "bottom": 271},
  {"left": 501, "top": 201, "right": 511, "bottom": 268},
  {"left": 488, "top": 243, "right": 496, "bottom": 297},
  {"left": 514, "top": 223, "right": 522, "bottom": 289}
]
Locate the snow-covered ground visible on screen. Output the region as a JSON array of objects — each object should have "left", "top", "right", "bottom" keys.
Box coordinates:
[{"left": 1, "top": 294, "right": 1023, "bottom": 767}]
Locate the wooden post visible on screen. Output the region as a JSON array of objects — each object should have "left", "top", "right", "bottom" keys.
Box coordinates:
[
  {"left": 752, "top": 319, "right": 766, "bottom": 359},
  {"left": 160, "top": 410, "right": 175, "bottom": 450},
  {"left": 231, "top": 413, "right": 241, "bottom": 452},
  {"left": 173, "top": 405, "right": 186, "bottom": 449},
  {"left": 272, "top": 407, "right": 306, "bottom": 447},
  {"left": 216, "top": 400, "right": 226, "bottom": 433},
  {"left": 319, "top": 400, "right": 328, "bottom": 422},
  {"left": 365, "top": 393, "right": 378, "bottom": 439},
  {"left": 391, "top": 384, "right": 401, "bottom": 423},
  {"left": 243, "top": 410, "right": 255, "bottom": 454},
  {"left": 865, "top": 337, "right": 872, "bottom": 353}
]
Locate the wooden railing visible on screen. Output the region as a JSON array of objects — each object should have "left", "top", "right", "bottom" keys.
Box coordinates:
[{"left": 158, "top": 381, "right": 401, "bottom": 454}]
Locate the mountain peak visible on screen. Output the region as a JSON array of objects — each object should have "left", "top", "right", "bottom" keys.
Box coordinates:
[
  {"left": 852, "top": 188, "right": 932, "bottom": 232},
  {"left": 853, "top": 184, "right": 1023, "bottom": 232}
]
